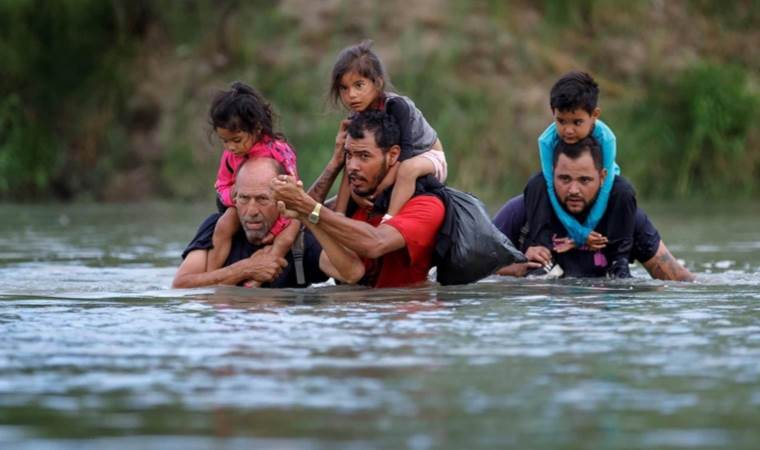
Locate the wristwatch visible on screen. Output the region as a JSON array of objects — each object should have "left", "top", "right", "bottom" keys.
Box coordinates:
[{"left": 308, "top": 202, "right": 323, "bottom": 224}]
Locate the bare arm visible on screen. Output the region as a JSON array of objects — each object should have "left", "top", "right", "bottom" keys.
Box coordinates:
[
  {"left": 310, "top": 206, "right": 405, "bottom": 259},
  {"left": 172, "top": 248, "right": 287, "bottom": 289},
  {"left": 309, "top": 224, "right": 365, "bottom": 284},
  {"left": 306, "top": 126, "right": 348, "bottom": 203},
  {"left": 306, "top": 157, "right": 343, "bottom": 203},
  {"left": 274, "top": 176, "right": 406, "bottom": 259},
  {"left": 318, "top": 251, "right": 349, "bottom": 282},
  {"left": 642, "top": 241, "right": 695, "bottom": 282},
  {"left": 275, "top": 198, "right": 367, "bottom": 284},
  {"left": 495, "top": 261, "right": 543, "bottom": 277},
  {"left": 268, "top": 219, "right": 301, "bottom": 258}
]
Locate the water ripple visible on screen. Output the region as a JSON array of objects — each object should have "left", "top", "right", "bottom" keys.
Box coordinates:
[{"left": 2, "top": 203, "right": 760, "bottom": 448}]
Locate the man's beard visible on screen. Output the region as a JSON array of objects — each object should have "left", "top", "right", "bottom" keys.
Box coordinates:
[
  {"left": 561, "top": 191, "right": 598, "bottom": 216},
  {"left": 240, "top": 214, "right": 271, "bottom": 244},
  {"left": 350, "top": 157, "right": 389, "bottom": 198}
]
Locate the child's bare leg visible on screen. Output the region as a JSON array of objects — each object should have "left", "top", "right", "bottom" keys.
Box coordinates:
[
  {"left": 387, "top": 156, "right": 436, "bottom": 217},
  {"left": 642, "top": 241, "right": 695, "bottom": 281},
  {"left": 208, "top": 207, "right": 239, "bottom": 271},
  {"left": 335, "top": 173, "right": 350, "bottom": 215}
]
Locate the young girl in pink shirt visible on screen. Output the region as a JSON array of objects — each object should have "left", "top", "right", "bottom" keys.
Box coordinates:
[{"left": 207, "top": 82, "right": 300, "bottom": 282}]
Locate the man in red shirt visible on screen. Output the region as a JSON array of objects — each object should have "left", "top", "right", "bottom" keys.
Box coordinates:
[{"left": 272, "top": 111, "right": 445, "bottom": 287}]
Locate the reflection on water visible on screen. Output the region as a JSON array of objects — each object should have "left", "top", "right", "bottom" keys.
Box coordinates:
[{"left": 1, "top": 202, "right": 760, "bottom": 449}]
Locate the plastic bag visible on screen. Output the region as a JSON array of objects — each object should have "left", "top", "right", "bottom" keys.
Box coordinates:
[{"left": 434, "top": 188, "right": 527, "bottom": 285}]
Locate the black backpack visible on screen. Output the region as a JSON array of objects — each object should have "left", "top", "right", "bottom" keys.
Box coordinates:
[{"left": 433, "top": 187, "right": 527, "bottom": 285}]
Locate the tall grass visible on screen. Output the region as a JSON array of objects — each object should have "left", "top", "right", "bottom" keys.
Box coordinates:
[
  {"left": 0, "top": 0, "right": 134, "bottom": 199},
  {"left": 615, "top": 62, "right": 759, "bottom": 197},
  {"left": 1, "top": 0, "right": 759, "bottom": 202}
]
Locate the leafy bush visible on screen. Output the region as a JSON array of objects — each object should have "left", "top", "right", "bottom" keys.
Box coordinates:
[
  {"left": 0, "top": 0, "right": 134, "bottom": 200},
  {"left": 1, "top": 1, "right": 759, "bottom": 203},
  {"left": 616, "top": 62, "right": 759, "bottom": 197}
]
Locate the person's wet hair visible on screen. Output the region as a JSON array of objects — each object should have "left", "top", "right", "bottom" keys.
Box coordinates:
[
  {"left": 553, "top": 136, "right": 603, "bottom": 170},
  {"left": 209, "top": 81, "right": 282, "bottom": 139},
  {"left": 347, "top": 110, "right": 400, "bottom": 152},
  {"left": 550, "top": 71, "right": 599, "bottom": 114},
  {"left": 329, "top": 39, "right": 393, "bottom": 107}
]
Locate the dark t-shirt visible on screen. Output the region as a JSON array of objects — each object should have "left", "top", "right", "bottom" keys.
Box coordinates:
[
  {"left": 383, "top": 94, "right": 437, "bottom": 161},
  {"left": 492, "top": 194, "right": 528, "bottom": 250},
  {"left": 182, "top": 213, "right": 328, "bottom": 288}
]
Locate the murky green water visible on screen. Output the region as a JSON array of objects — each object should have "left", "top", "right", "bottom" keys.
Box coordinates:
[{"left": 1, "top": 202, "right": 760, "bottom": 449}]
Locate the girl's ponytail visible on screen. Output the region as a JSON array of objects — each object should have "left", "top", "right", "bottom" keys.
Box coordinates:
[{"left": 209, "top": 81, "right": 282, "bottom": 140}]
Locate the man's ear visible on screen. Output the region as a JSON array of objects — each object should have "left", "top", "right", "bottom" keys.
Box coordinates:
[
  {"left": 592, "top": 107, "right": 601, "bottom": 119},
  {"left": 387, "top": 145, "right": 401, "bottom": 166},
  {"left": 600, "top": 168, "right": 608, "bottom": 184}
]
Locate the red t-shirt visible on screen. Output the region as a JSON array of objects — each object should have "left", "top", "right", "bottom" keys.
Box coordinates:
[{"left": 351, "top": 195, "right": 445, "bottom": 288}]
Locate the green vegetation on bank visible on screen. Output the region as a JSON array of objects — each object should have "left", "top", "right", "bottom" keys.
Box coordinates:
[
  {"left": 1, "top": 0, "right": 758, "bottom": 203},
  {"left": 616, "top": 62, "right": 758, "bottom": 197}
]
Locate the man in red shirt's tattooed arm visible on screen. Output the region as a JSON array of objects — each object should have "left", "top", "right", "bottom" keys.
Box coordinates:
[{"left": 273, "top": 111, "right": 445, "bottom": 288}]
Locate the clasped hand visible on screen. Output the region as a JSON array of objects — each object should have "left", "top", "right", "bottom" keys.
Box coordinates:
[{"left": 271, "top": 175, "right": 307, "bottom": 219}]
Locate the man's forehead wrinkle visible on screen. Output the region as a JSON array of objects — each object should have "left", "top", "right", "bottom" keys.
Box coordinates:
[
  {"left": 238, "top": 174, "right": 272, "bottom": 188},
  {"left": 348, "top": 145, "right": 377, "bottom": 157},
  {"left": 241, "top": 186, "right": 271, "bottom": 195}
]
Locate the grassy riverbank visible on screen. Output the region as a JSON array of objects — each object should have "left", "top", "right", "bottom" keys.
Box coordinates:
[{"left": 1, "top": 0, "right": 758, "bottom": 204}]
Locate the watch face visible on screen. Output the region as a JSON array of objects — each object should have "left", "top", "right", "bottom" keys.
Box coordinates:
[{"left": 309, "top": 204, "right": 321, "bottom": 224}]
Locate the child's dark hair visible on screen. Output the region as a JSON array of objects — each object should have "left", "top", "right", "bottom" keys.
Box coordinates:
[
  {"left": 209, "top": 81, "right": 283, "bottom": 140},
  {"left": 329, "top": 39, "right": 393, "bottom": 106},
  {"left": 553, "top": 136, "right": 603, "bottom": 170},
  {"left": 550, "top": 71, "right": 599, "bottom": 114},
  {"left": 347, "top": 110, "right": 400, "bottom": 152}
]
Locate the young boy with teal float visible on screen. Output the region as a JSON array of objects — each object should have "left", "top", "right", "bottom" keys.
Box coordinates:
[{"left": 523, "top": 71, "right": 636, "bottom": 278}]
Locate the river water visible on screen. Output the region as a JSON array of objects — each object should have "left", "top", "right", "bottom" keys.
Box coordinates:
[{"left": 1, "top": 202, "right": 759, "bottom": 449}]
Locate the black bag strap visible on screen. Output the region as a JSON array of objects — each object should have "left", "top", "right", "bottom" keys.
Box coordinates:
[{"left": 292, "top": 228, "right": 305, "bottom": 285}]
